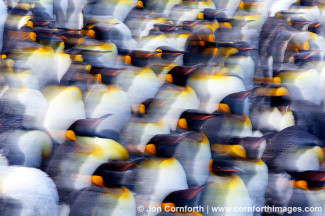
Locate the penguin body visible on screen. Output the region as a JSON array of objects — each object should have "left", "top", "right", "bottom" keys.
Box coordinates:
[
  {"left": 54, "top": 0, "right": 87, "bottom": 29},
  {"left": 187, "top": 67, "right": 246, "bottom": 113},
  {"left": 3, "top": 87, "right": 48, "bottom": 129},
  {"left": 83, "top": 0, "right": 135, "bottom": 23},
  {"left": 146, "top": 82, "right": 200, "bottom": 130},
  {"left": 276, "top": 67, "right": 322, "bottom": 105},
  {"left": 0, "top": 164, "right": 59, "bottom": 216},
  {"left": 122, "top": 116, "right": 170, "bottom": 154},
  {"left": 115, "top": 66, "right": 160, "bottom": 112},
  {"left": 135, "top": 157, "right": 188, "bottom": 215},
  {"left": 42, "top": 85, "right": 86, "bottom": 144},
  {"left": 1, "top": 129, "right": 52, "bottom": 168},
  {"left": 250, "top": 86, "right": 295, "bottom": 132},
  {"left": 26, "top": 44, "right": 72, "bottom": 88},
  {"left": 84, "top": 84, "right": 131, "bottom": 126}
]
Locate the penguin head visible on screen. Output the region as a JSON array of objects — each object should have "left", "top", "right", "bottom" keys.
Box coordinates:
[
  {"left": 239, "top": 137, "right": 267, "bottom": 160},
  {"left": 28, "top": 17, "right": 55, "bottom": 29},
  {"left": 308, "top": 22, "right": 324, "bottom": 35},
  {"left": 66, "top": 114, "right": 121, "bottom": 142},
  {"left": 144, "top": 132, "right": 192, "bottom": 158},
  {"left": 91, "top": 161, "right": 137, "bottom": 188},
  {"left": 197, "top": 8, "right": 226, "bottom": 21},
  {"left": 177, "top": 109, "right": 219, "bottom": 131},
  {"left": 287, "top": 18, "right": 312, "bottom": 31},
  {"left": 293, "top": 51, "right": 322, "bottom": 66},
  {"left": 71, "top": 38, "right": 117, "bottom": 66},
  {"left": 254, "top": 86, "right": 292, "bottom": 110},
  {"left": 294, "top": 171, "right": 325, "bottom": 190},
  {"left": 33, "top": 29, "right": 64, "bottom": 49},
  {"left": 210, "top": 155, "right": 237, "bottom": 175},
  {"left": 161, "top": 186, "right": 205, "bottom": 212},
  {"left": 218, "top": 90, "right": 253, "bottom": 115},
  {"left": 155, "top": 46, "right": 186, "bottom": 62},
  {"left": 216, "top": 41, "right": 253, "bottom": 60},
  {"left": 138, "top": 98, "right": 154, "bottom": 115},
  {"left": 124, "top": 50, "right": 157, "bottom": 67},
  {"left": 299, "top": 0, "right": 315, "bottom": 6},
  {"left": 166, "top": 66, "right": 200, "bottom": 86},
  {"left": 90, "top": 66, "right": 122, "bottom": 85},
  {"left": 56, "top": 30, "right": 84, "bottom": 49}
]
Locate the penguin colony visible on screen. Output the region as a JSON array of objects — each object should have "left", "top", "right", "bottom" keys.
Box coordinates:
[{"left": 0, "top": 0, "right": 325, "bottom": 216}]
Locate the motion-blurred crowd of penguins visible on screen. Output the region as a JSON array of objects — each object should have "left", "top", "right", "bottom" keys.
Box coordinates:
[{"left": 1, "top": 0, "right": 325, "bottom": 215}]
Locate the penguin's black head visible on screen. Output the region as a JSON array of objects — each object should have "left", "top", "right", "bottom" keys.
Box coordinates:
[
  {"left": 66, "top": 115, "right": 120, "bottom": 142},
  {"left": 293, "top": 51, "right": 322, "bottom": 66},
  {"left": 161, "top": 186, "right": 205, "bottom": 211},
  {"left": 288, "top": 18, "right": 312, "bottom": 30},
  {"left": 91, "top": 161, "right": 137, "bottom": 188},
  {"left": 291, "top": 171, "right": 325, "bottom": 190},
  {"left": 182, "top": 21, "right": 201, "bottom": 31},
  {"left": 145, "top": 132, "right": 192, "bottom": 158},
  {"left": 177, "top": 109, "right": 216, "bottom": 131},
  {"left": 254, "top": 86, "right": 292, "bottom": 109},
  {"left": 200, "top": 8, "right": 226, "bottom": 21},
  {"left": 155, "top": 46, "right": 186, "bottom": 62},
  {"left": 90, "top": 66, "right": 123, "bottom": 85},
  {"left": 138, "top": 98, "right": 154, "bottom": 115},
  {"left": 219, "top": 90, "right": 252, "bottom": 115},
  {"left": 210, "top": 155, "right": 237, "bottom": 175},
  {"left": 239, "top": 137, "right": 266, "bottom": 160},
  {"left": 166, "top": 66, "right": 200, "bottom": 86},
  {"left": 308, "top": 22, "right": 324, "bottom": 35},
  {"left": 126, "top": 50, "right": 156, "bottom": 67},
  {"left": 299, "top": 0, "right": 315, "bottom": 6}
]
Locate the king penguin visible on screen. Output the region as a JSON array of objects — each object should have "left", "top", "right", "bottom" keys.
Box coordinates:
[
  {"left": 65, "top": 161, "right": 137, "bottom": 216},
  {"left": 199, "top": 155, "right": 253, "bottom": 216}
]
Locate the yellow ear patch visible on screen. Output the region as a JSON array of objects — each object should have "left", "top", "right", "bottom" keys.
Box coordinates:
[
  {"left": 239, "top": 1, "right": 244, "bottom": 10},
  {"left": 166, "top": 74, "right": 173, "bottom": 83},
  {"left": 145, "top": 144, "right": 156, "bottom": 155},
  {"left": 96, "top": 74, "right": 102, "bottom": 83},
  {"left": 177, "top": 118, "right": 188, "bottom": 130},
  {"left": 293, "top": 180, "right": 308, "bottom": 190},
  {"left": 161, "top": 202, "right": 176, "bottom": 212},
  {"left": 89, "top": 30, "right": 95, "bottom": 38},
  {"left": 218, "top": 103, "right": 231, "bottom": 113},
  {"left": 137, "top": 0, "right": 144, "bottom": 7},
  {"left": 124, "top": 55, "right": 132, "bottom": 64},
  {"left": 139, "top": 104, "right": 146, "bottom": 114},
  {"left": 197, "top": 12, "right": 204, "bottom": 20},
  {"left": 27, "top": 20, "right": 33, "bottom": 28},
  {"left": 66, "top": 130, "right": 76, "bottom": 141},
  {"left": 91, "top": 175, "right": 105, "bottom": 187}
]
